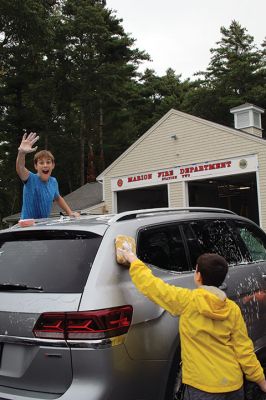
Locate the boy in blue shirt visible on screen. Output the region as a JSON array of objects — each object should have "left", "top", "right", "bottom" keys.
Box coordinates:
[{"left": 16, "top": 132, "right": 80, "bottom": 220}]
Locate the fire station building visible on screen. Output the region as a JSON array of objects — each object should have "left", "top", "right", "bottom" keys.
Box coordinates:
[{"left": 97, "top": 103, "right": 266, "bottom": 228}]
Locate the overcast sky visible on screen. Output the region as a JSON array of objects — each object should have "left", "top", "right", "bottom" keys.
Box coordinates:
[{"left": 106, "top": 0, "right": 266, "bottom": 79}]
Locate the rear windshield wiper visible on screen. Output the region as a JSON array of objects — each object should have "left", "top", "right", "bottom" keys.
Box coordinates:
[{"left": 0, "top": 283, "right": 43, "bottom": 291}]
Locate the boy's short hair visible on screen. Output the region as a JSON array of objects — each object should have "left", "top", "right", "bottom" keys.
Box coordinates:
[
  {"left": 34, "top": 150, "right": 55, "bottom": 165},
  {"left": 196, "top": 253, "right": 228, "bottom": 287}
]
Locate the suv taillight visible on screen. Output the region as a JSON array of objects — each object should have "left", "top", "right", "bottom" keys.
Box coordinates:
[{"left": 33, "top": 305, "right": 133, "bottom": 340}]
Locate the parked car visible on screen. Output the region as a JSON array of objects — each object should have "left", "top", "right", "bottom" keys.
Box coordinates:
[{"left": 0, "top": 207, "right": 265, "bottom": 400}]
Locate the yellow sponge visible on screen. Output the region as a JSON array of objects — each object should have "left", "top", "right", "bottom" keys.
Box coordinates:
[{"left": 115, "top": 235, "right": 136, "bottom": 265}]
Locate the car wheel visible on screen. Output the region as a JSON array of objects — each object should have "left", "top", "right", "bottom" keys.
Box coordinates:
[{"left": 164, "top": 349, "right": 185, "bottom": 400}]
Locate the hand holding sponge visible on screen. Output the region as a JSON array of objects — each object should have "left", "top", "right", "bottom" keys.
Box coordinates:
[{"left": 115, "top": 235, "right": 137, "bottom": 266}]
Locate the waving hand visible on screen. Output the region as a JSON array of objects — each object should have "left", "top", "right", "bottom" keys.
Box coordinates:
[{"left": 18, "top": 132, "right": 39, "bottom": 154}]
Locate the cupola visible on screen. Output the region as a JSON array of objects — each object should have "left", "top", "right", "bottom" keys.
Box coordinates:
[{"left": 230, "top": 103, "right": 264, "bottom": 137}]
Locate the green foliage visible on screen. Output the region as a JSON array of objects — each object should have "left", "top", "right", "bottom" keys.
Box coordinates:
[
  {"left": 183, "top": 21, "right": 266, "bottom": 126},
  {"left": 0, "top": 0, "right": 57, "bottom": 221}
]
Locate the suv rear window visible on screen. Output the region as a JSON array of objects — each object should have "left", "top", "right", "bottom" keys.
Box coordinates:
[{"left": 0, "top": 230, "right": 102, "bottom": 293}]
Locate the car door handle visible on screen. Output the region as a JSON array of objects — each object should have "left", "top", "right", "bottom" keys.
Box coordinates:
[
  {"left": 262, "top": 273, "right": 266, "bottom": 280},
  {"left": 219, "top": 282, "right": 227, "bottom": 291}
]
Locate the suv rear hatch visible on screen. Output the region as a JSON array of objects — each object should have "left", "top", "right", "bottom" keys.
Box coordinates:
[{"left": 0, "top": 229, "right": 102, "bottom": 395}]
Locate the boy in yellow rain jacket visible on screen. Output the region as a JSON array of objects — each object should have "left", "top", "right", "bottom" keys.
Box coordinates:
[{"left": 117, "top": 242, "right": 266, "bottom": 400}]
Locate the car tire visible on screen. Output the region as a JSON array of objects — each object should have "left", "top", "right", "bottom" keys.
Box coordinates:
[{"left": 164, "top": 348, "right": 185, "bottom": 400}]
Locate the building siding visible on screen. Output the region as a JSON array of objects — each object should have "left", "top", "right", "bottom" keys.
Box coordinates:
[
  {"left": 168, "top": 183, "right": 184, "bottom": 208},
  {"left": 82, "top": 202, "right": 106, "bottom": 214}
]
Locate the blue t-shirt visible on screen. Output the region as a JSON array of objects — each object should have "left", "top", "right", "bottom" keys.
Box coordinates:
[{"left": 21, "top": 172, "right": 60, "bottom": 219}]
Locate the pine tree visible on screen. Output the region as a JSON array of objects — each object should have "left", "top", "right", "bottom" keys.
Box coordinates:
[
  {"left": 183, "top": 21, "right": 265, "bottom": 126},
  {"left": 0, "top": 0, "right": 56, "bottom": 219},
  {"left": 57, "top": 0, "right": 148, "bottom": 185}
]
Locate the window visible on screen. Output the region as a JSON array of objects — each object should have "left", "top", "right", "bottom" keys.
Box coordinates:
[
  {"left": 182, "top": 219, "right": 242, "bottom": 267},
  {"left": 137, "top": 224, "right": 189, "bottom": 272},
  {"left": 0, "top": 230, "right": 102, "bottom": 293},
  {"left": 233, "top": 221, "right": 266, "bottom": 262}
]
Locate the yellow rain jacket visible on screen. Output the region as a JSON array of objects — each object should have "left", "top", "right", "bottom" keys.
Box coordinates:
[{"left": 129, "top": 259, "right": 265, "bottom": 393}]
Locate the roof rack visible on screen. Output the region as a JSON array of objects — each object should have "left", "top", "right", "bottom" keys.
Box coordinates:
[{"left": 108, "top": 207, "right": 236, "bottom": 223}]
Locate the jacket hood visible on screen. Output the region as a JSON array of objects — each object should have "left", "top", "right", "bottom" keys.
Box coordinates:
[{"left": 195, "top": 286, "right": 230, "bottom": 320}]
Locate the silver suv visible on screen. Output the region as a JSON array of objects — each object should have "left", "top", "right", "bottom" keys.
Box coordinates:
[{"left": 0, "top": 207, "right": 265, "bottom": 400}]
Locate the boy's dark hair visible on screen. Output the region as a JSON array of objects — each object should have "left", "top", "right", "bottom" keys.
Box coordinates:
[
  {"left": 196, "top": 253, "right": 228, "bottom": 287},
  {"left": 34, "top": 150, "right": 55, "bottom": 165}
]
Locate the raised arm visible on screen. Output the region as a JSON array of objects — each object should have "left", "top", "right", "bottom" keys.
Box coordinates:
[
  {"left": 117, "top": 240, "right": 192, "bottom": 315},
  {"left": 16, "top": 132, "right": 39, "bottom": 181}
]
